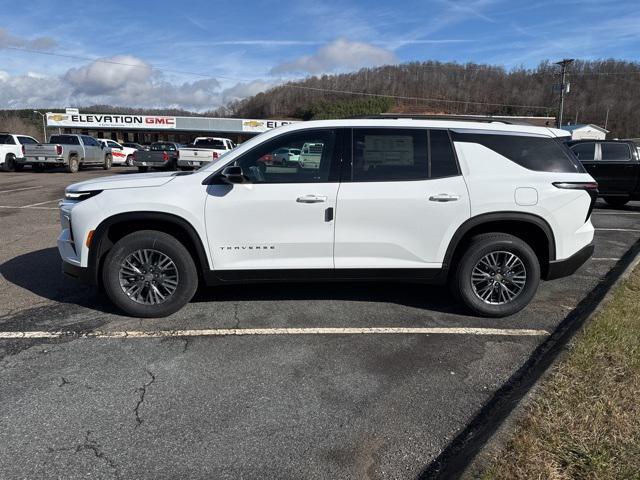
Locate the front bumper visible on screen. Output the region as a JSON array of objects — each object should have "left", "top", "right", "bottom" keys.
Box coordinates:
[
  {"left": 62, "top": 261, "right": 97, "bottom": 285},
  {"left": 545, "top": 243, "right": 594, "bottom": 280}
]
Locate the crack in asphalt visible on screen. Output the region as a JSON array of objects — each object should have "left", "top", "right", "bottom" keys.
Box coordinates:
[
  {"left": 133, "top": 369, "right": 156, "bottom": 429},
  {"left": 58, "top": 376, "right": 71, "bottom": 387},
  {"left": 232, "top": 302, "right": 240, "bottom": 329},
  {"left": 47, "top": 430, "right": 119, "bottom": 478}
]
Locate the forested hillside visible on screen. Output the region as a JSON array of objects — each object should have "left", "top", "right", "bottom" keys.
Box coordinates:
[{"left": 217, "top": 59, "right": 640, "bottom": 138}]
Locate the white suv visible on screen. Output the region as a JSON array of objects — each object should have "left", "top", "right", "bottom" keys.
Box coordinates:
[{"left": 58, "top": 119, "right": 596, "bottom": 318}]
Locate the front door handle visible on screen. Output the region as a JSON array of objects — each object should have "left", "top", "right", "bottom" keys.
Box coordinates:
[
  {"left": 296, "top": 194, "right": 327, "bottom": 204},
  {"left": 429, "top": 193, "right": 460, "bottom": 202}
]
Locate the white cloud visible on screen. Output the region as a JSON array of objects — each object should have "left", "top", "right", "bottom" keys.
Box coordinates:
[
  {"left": 0, "top": 54, "right": 269, "bottom": 111},
  {"left": 271, "top": 38, "right": 397, "bottom": 74},
  {"left": 0, "top": 27, "right": 57, "bottom": 51},
  {"left": 64, "top": 55, "right": 154, "bottom": 95}
]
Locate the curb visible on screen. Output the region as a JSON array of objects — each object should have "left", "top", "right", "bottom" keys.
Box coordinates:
[{"left": 417, "top": 238, "right": 640, "bottom": 480}]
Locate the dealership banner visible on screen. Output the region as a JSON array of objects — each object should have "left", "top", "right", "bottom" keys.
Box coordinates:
[
  {"left": 241, "top": 119, "right": 296, "bottom": 133},
  {"left": 46, "top": 113, "right": 177, "bottom": 130}
]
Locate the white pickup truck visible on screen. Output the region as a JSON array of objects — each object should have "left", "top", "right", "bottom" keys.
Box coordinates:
[
  {"left": 178, "top": 137, "right": 235, "bottom": 169},
  {"left": 0, "top": 133, "right": 39, "bottom": 171}
]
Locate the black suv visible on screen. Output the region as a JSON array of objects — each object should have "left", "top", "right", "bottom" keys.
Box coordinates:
[{"left": 567, "top": 139, "right": 640, "bottom": 207}]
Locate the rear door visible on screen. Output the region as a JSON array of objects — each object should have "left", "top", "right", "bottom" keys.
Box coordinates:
[
  {"left": 81, "top": 136, "right": 101, "bottom": 163},
  {"left": 597, "top": 142, "right": 636, "bottom": 194},
  {"left": 334, "top": 128, "right": 470, "bottom": 269}
]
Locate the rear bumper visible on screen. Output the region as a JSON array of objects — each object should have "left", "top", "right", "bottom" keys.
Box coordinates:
[
  {"left": 545, "top": 243, "right": 594, "bottom": 280},
  {"left": 20, "top": 156, "right": 65, "bottom": 164}
]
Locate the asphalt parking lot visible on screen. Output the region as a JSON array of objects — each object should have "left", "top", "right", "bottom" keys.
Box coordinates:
[{"left": 1, "top": 167, "right": 639, "bottom": 479}]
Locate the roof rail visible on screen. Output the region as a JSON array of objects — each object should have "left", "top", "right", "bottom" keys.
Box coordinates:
[{"left": 348, "top": 114, "right": 524, "bottom": 124}]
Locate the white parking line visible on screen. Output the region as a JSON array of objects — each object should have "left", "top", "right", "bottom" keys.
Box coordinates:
[
  {"left": 20, "top": 199, "right": 60, "bottom": 208},
  {"left": 591, "top": 257, "right": 619, "bottom": 261},
  {"left": 0, "top": 205, "right": 58, "bottom": 210},
  {"left": 0, "top": 326, "right": 550, "bottom": 340},
  {"left": 0, "top": 186, "right": 43, "bottom": 194},
  {"left": 595, "top": 228, "right": 640, "bottom": 233}
]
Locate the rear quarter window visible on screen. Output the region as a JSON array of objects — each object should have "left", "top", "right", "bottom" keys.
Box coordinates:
[{"left": 452, "top": 131, "right": 584, "bottom": 173}]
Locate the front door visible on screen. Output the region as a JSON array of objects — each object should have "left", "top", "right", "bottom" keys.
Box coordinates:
[
  {"left": 334, "top": 128, "right": 470, "bottom": 269},
  {"left": 205, "top": 128, "right": 342, "bottom": 271},
  {"left": 596, "top": 142, "right": 636, "bottom": 194}
]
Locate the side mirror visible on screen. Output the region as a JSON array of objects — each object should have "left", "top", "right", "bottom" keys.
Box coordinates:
[{"left": 218, "top": 165, "right": 246, "bottom": 184}]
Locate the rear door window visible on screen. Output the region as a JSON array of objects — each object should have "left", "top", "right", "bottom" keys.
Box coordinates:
[
  {"left": 452, "top": 131, "right": 583, "bottom": 173},
  {"left": 601, "top": 143, "right": 631, "bottom": 161},
  {"left": 0, "top": 134, "right": 15, "bottom": 144},
  {"left": 352, "top": 129, "right": 428, "bottom": 182},
  {"left": 570, "top": 142, "right": 595, "bottom": 161}
]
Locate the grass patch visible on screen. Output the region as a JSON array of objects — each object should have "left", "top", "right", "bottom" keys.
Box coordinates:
[{"left": 483, "top": 264, "right": 640, "bottom": 480}]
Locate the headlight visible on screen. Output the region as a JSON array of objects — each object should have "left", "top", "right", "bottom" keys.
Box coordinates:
[{"left": 64, "top": 190, "right": 102, "bottom": 201}]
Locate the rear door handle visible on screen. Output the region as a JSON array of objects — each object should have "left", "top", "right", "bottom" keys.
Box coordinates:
[
  {"left": 296, "top": 194, "right": 327, "bottom": 203},
  {"left": 429, "top": 193, "right": 460, "bottom": 202}
]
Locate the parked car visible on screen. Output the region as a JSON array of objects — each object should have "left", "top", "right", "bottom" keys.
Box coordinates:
[
  {"left": 178, "top": 137, "right": 235, "bottom": 169},
  {"left": 272, "top": 147, "right": 301, "bottom": 166},
  {"left": 132, "top": 141, "right": 180, "bottom": 172},
  {"left": 98, "top": 139, "right": 137, "bottom": 166},
  {"left": 0, "top": 132, "right": 38, "bottom": 171},
  {"left": 298, "top": 142, "right": 324, "bottom": 169},
  {"left": 567, "top": 139, "right": 640, "bottom": 207},
  {"left": 59, "top": 119, "right": 596, "bottom": 318},
  {"left": 122, "top": 142, "right": 145, "bottom": 151},
  {"left": 22, "top": 134, "right": 112, "bottom": 173}
]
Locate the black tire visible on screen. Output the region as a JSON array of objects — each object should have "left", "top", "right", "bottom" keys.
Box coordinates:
[
  {"left": 33, "top": 163, "right": 45, "bottom": 172},
  {"left": 14, "top": 162, "right": 24, "bottom": 172},
  {"left": 102, "top": 230, "right": 198, "bottom": 318},
  {"left": 2, "top": 154, "right": 16, "bottom": 172},
  {"left": 66, "top": 156, "right": 79, "bottom": 173},
  {"left": 167, "top": 159, "right": 177, "bottom": 171},
  {"left": 452, "top": 233, "right": 540, "bottom": 317},
  {"left": 103, "top": 154, "right": 112, "bottom": 170},
  {"left": 125, "top": 155, "right": 133, "bottom": 166},
  {"left": 603, "top": 196, "right": 629, "bottom": 208}
]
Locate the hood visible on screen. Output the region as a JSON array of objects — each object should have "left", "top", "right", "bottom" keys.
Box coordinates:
[{"left": 66, "top": 171, "right": 180, "bottom": 193}]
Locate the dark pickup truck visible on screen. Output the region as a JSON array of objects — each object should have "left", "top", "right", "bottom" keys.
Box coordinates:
[
  {"left": 568, "top": 139, "right": 640, "bottom": 207},
  {"left": 133, "top": 141, "right": 181, "bottom": 172}
]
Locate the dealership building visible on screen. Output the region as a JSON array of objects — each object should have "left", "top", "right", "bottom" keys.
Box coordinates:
[{"left": 44, "top": 110, "right": 297, "bottom": 145}]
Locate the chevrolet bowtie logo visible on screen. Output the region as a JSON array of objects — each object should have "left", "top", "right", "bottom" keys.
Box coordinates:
[
  {"left": 243, "top": 120, "right": 264, "bottom": 128},
  {"left": 49, "top": 114, "right": 68, "bottom": 121}
]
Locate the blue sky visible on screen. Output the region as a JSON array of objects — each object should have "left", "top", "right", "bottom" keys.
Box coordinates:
[{"left": 0, "top": 0, "right": 638, "bottom": 110}]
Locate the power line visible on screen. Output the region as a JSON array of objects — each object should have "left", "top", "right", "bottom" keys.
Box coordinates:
[{"left": 283, "top": 84, "right": 554, "bottom": 110}]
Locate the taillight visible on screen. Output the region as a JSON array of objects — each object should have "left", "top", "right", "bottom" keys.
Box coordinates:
[
  {"left": 162, "top": 151, "right": 169, "bottom": 161},
  {"left": 176, "top": 150, "right": 180, "bottom": 159},
  {"left": 553, "top": 182, "right": 599, "bottom": 221},
  {"left": 21, "top": 145, "right": 25, "bottom": 155},
  {"left": 56, "top": 145, "right": 63, "bottom": 155},
  {"left": 212, "top": 151, "right": 219, "bottom": 160},
  {"left": 132, "top": 151, "right": 136, "bottom": 161}
]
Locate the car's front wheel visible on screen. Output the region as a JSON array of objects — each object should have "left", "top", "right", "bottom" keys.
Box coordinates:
[
  {"left": 102, "top": 230, "right": 198, "bottom": 317},
  {"left": 452, "top": 233, "right": 540, "bottom": 317},
  {"left": 603, "top": 196, "right": 629, "bottom": 208}
]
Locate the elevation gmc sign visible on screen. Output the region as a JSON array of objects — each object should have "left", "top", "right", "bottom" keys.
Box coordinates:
[{"left": 46, "top": 113, "right": 177, "bottom": 130}]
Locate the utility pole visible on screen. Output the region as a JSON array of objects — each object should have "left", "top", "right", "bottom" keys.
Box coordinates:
[
  {"left": 33, "top": 111, "right": 47, "bottom": 143},
  {"left": 555, "top": 58, "right": 574, "bottom": 128},
  {"left": 604, "top": 107, "right": 610, "bottom": 130}
]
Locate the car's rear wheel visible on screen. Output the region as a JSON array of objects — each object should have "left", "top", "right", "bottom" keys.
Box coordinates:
[
  {"left": 2, "top": 154, "right": 16, "bottom": 172},
  {"left": 603, "top": 196, "right": 629, "bottom": 207},
  {"left": 102, "top": 230, "right": 198, "bottom": 318},
  {"left": 125, "top": 155, "right": 133, "bottom": 166},
  {"left": 453, "top": 233, "right": 540, "bottom": 317},
  {"left": 66, "top": 156, "right": 79, "bottom": 173},
  {"left": 103, "top": 154, "right": 112, "bottom": 170}
]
